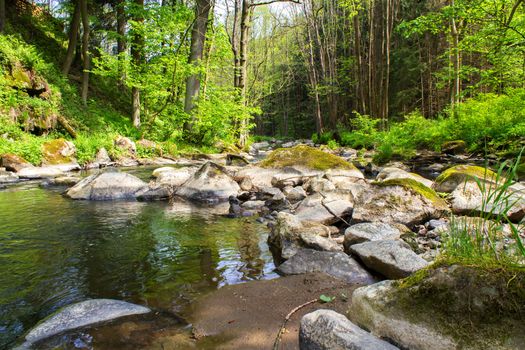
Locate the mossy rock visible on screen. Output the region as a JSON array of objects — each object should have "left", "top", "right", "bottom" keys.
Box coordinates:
[
  {"left": 373, "top": 178, "right": 448, "bottom": 208},
  {"left": 517, "top": 163, "right": 525, "bottom": 181},
  {"left": 393, "top": 263, "right": 525, "bottom": 348},
  {"left": 441, "top": 140, "right": 466, "bottom": 154},
  {"left": 42, "top": 139, "right": 77, "bottom": 165},
  {"left": 434, "top": 165, "right": 498, "bottom": 193},
  {"left": 260, "top": 145, "right": 356, "bottom": 171}
]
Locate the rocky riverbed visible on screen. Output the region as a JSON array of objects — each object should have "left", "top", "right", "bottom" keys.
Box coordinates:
[{"left": 1, "top": 138, "right": 524, "bottom": 349}]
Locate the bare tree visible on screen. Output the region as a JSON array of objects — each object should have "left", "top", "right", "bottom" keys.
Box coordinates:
[
  {"left": 80, "top": 0, "right": 90, "bottom": 105},
  {"left": 62, "top": 0, "right": 81, "bottom": 75}
]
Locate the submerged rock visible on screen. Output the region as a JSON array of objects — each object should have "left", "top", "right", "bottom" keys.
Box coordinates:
[
  {"left": 66, "top": 171, "right": 148, "bottom": 200},
  {"left": 300, "top": 309, "right": 399, "bottom": 350},
  {"left": 23, "top": 299, "right": 150, "bottom": 345},
  {"left": 278, "top": 248, "right": 375, "bottom": 285},
  {"left": 349, "top": 240, "right": 428, "bottom": 279},
  {"left": 176, "top": 161, "right": 240, "bottom": 203}
]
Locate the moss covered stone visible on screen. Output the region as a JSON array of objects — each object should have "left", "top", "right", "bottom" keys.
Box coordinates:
[
  {"left": 260, "top": 145, "right": 356, "bottom": 171},
  {"left": 394, "top": 263, "right": 525, "bottom": 348},
  {"left": 373, "top": 178, "right": 447, "bottom": 208},
  {"left": 42, "top": 139, "right": 76, "bottom": 165},
  {"left": 517, "top": 163, "right": 525, "bottom": 181},
  {"left": 441, "top": 140, "right": 466, "bottom": 154},
  {"left": 435, "top": 165, "right": 498, "bottom": 193}
]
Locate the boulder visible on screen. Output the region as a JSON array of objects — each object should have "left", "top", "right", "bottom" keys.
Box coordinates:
[
  {"left": 234, "top": 166, "right": 281, "bottom": 190},
  {"left": 1, "top": 153, "right": 33, "bottom": 172},
  {"left": 349, "top": 240, "right": 428, "bottom": 279},
  {"left": 299, "top": 232, "right": 343, "bottom": 252},
  {"left": 260, "top": 145, "right": 357, "bottom": 171},
  {"left": 18, "top": 166, "right": 64, "bottom": 179},
  {"left": 268, "top": 212, "right": 332, "bottom": 262},
  {"left": 283, "top": 185, "right": 307, "bottom": 202},
  {"left": 434, "top": 165, "right": 499, "bottom": 193},
  {"left": 66, "top": 171, "right": 148, "bottom": 200},
  {"left": 0, "top": 170, "right": 18, "bottom": 183},
  {"left": 324, "top": 168, "right": 365, "bottom": 183},
  {"left": 352, "top": 179, "right": 449, "bottom": 227},
  {"left": 85, "top": 147, "right": 113, "bottom": 169},
  {"left": 300, "top": 309, "right": 399, "bottom": 350},
  {"left": 135, "top": 184, "right": 171, "bottom": 201},
  {"left": 350, "top": 266, "right": 525, "bottom": 350},
  {"left": 344, "top": 222, "right": 402, "bottom": 250},
  {"left": 376, "top": 167, "right": 433, "bottom": 188},
  {"left": 306, "top": 177, "right": 337, "bottom": 193},
  {"left": 41, "top": 139, "right": 77, "bottom": 165},
  {"left": 441, "top": 140, "right": 466, "bottom": 155},
  {"left": 241, "top": 200, "right": 266, "bottom": 210},
  {"left": 153, "top": 166, "right": 195, "bottom": 187},
  {"left": 114, "top": 136, "right": 136, "bottom": 154},
  {"left": 23, "top": 299, "right": 150, "bottom": 345},
  {"left": 176, "top": 161, "right": 240, "bottom": 203},
  {"left": 295, "top": 193, "right": 353, "bottom": 225},
  {"left": 278, "top": 249, "right": 374, "bottom": 285},
  {"left": 450, "top": 181, "right": 525, "bottom": 222},
  {"left": 349, "top": 281, "right": 457, "bottom": 350}
]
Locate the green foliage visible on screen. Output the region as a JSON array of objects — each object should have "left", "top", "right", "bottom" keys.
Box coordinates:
[
  {"left": 443, "top": 153, "right": 525, "bottom": 267},
  {"left": 319, "top": 294, "right": 335, "bottom": 303}
]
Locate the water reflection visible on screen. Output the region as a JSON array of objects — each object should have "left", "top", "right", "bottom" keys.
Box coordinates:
[{"left": 0, "top": 184, "right": 277, "bottom": 348}]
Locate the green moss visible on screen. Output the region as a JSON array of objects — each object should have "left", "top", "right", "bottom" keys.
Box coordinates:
[
  {"left": 41, "top": 139, "right": 75, "bottom": 164},
  {"left": 260, "top": 145, "right": 356, "bottom": 171},
  {"left": 394, "top": 263, "right": 525, "bottom": 347},
  {"left": 373, "top": 178, "right": 447, "bottom": 207},
  {"left": 435, "top": 165, "right": 498, "bottom": 185},
  {"left": 517, "top": 163, "right": 525, "bottom": 181}
]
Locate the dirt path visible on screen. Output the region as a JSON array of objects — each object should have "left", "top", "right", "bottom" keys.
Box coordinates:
[{"left": 189, "top": 273, "right": 361, "bottom": 350}]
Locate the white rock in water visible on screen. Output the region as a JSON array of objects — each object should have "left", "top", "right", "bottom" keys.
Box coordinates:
[{"left": 24, "top": 299, "right": 150, "bottom": 344}]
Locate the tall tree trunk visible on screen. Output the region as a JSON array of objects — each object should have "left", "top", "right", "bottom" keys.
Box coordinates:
[
  {"left": 131, "top": 0, "right": 144, "bottom": 129},
  {"left": 116, "top": 0, "right": 127, "bottom": 81},
  {"left": 184, "top": 0, "right": 212, "bottom": 131},
  {"left": 62, "top": 0, "right": 81, "bottom": 75},
  {"left": 80, "top": 0, "right": 90, "bottom": 105},
  {"left": 0, "top": 0, "right": 6, "bottom": 33}
]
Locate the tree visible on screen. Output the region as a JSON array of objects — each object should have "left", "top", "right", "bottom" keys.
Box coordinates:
[
  {"left": 130, "top": 0, "right": 144, "bottom": 128},
  {"left": 80, "top": 0, "right": 90, "bottom": 105},
  {"left": 62, "top": 0, "right": 81, "bottom": 75},
  {"left": 184, "top": 0, "right": 213, "bottom": 131},
  {"left": 0, "top": 0, "right": 6, "bottom": 33}
]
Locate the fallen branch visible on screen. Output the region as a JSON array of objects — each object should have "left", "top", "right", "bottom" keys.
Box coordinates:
[{"left": 272, "top": 298, "right": 317, "bottom": 350}]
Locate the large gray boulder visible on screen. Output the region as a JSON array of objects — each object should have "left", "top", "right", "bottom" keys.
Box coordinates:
[
  {"left": 344, "top": 222, "right": 402, "bottom": 250},
  {"left": 176, "top": 161, "right": 240, "bottom": 203},
  {"left": 66, "top": 171, "right": 148, "bottom": 200},
  {"left": 278, "top": 249, "right": 375, "bottom": 285},
  {"left": 352, "top": 180, "right": 449, "bottom": 227},
  {"left": 0, "top": 169, "right": 18, "bottom": 183},
  {"left": 450, "top": 181, "right": 525, "bottom": 223},
  {"left": 268, "top": 212, "right": 332, "bottom": 262},
  {"left": 300, "top": 232, "right": 343, "bottom": 252},
  {"left": 152, "top": 166, "right": 195, "bottom": 187},
  {"left": 295, "top": 193, "right": 353, "bottom": 225},
  {"left": 349, "top": 281, "right": 457, "bottom": 350},
  {"left": 300, "top": 309, "right": 399, "bottom": 350},
  {"left": 349, "top": 240, "right": 428, "bottom": 279},
  {"left": 23, "top": 299, "right": 150, "bottom": 345}
]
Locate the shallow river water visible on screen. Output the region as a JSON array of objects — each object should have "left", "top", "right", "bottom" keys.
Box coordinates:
[{"left": 0, "top": 170, "right": 278, "bottom": 349}]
